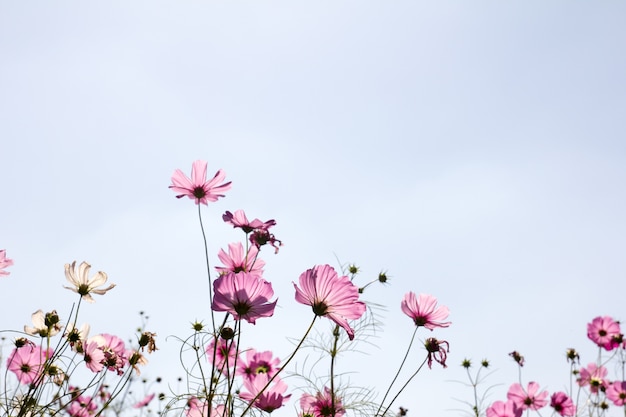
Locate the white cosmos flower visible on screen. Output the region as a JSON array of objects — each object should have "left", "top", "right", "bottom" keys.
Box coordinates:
[
  {"left": 64, "top": 261, "right": 115, "bottom": 303},
  {"left": 24, "top": 309, "right": 62, "bottom": 337},
  {"left": 64, "top": 322, "right": 90, "bottom": 351}
]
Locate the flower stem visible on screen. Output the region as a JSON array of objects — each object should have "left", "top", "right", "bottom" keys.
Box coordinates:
[
  {"left": 197, "top": 204, "right": 216, "bottom": 332},
  {"left": 240, "top": 316, "right": 318, "bottom": 417},
  {"left": 375, "top": 326, "right": 419, "bottom": 417},
  {"left": 379, "top": 356, "right": 428, "bottom": 417},
  {"left": 330, "top": 325, "right": 340, "bottom": 417}
]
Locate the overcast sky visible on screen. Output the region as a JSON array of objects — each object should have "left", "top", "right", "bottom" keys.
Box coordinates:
[{"left": 1, "top": 2, "right": 625, "bottom": 416}]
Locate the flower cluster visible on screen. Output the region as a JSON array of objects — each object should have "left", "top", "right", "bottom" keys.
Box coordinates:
[
  {"left": 463, "top": 315, "right": 626, "bottom": 417},
  {"left": 166, "top": 160, "right": 453, "bottom": 417},
  {"left": 0, "top": 258, "right": 158, "bottom": 417},
  {"left": 0, "top": 159, "right": 454, "bottom": 417}
]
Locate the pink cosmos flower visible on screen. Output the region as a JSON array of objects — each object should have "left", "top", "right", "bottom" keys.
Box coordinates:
[
  {"left": 215, "top": 242, "right": 265, "bottom": 276},
  {"left": 606, "top": 381, "right": 626, "bottom": 406},
  {"left": 212, "top": 272, "right": 277, "bottom": 324},
  {"left": 67, "top": 395, "right": 98, "bottom": 417},
  {"left": 64, "top": 261, "right": 115, "bottom": 303},
  {"left": 400, "top": 292, "right": 451, "bottom": 330},
  {"left": 223, "top": 210, "right": 276, "bottom": 233},
  {"left": 486, "top": 400, "right": 522, "bottom": 417},
  {"left": 186, "top": 398, "right": 227, "bottom": 417},
  {"left": 550, "top": 391, "right": 576, "bottom": 416},
  {"left": 239, "top": 373, "right": 291, "bottom": 413},
  {"left": 507, "top": 382, "right": 549, "bottom": 411},
  {"left": 96, "top": 385, "right": 111, "bottom": 403},
  {"left": 88, "top": 334, "right": 128, "bottom": 375},
  {"left": 6, "top": 344, "right": 52, "bottom": 385},
  {"left": 299, "top": 387, "right": 345, "bottom": 417},
  {"left": 170, "top": 161, "right": 231, "bottom": 205},
  {"left": 133, "top": 393, "right": 155, "bottom": 408},
  {"left": 0, "top": 249, "right": 14, "bottom": 276},
  {"left": 587, "top": 316, "right": 622, "bottom": 351},
  {"left": 577, "top": 362, "right": 608, "bottom": 393},
  {"left": 83, "top": 340, "right": 106, "bottom": 373},
  {"left": 424, "top": 337, "right": 449, "bottom": 368},
  {"left": 236, "top": 349, "right": 280, "bottom": 380},
  {"left": 294, "top": 264, "right": 366, "bottom": 340},
  {"left": 206, "top": 337, "right": 238, "bottom": 374}
]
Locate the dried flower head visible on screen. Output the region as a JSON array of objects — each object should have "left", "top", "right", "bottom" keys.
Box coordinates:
[{"left": 509, "top": 351, "right": 525, "bottom": 367}]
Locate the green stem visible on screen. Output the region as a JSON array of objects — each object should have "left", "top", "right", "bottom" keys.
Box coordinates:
[
  {"left": 197, "top": 205, "right": 216, "bottom": 331},
  {"left": 330, "top": 325, "right": 340, "bottom": 417},
  {"left": 375, "top": 326, "right": 419, "bottom": 417},
  {"left": 240, "top": 316, "right": 318, "bottom": 417},
  {"left": 379, "top": 356, "right": 428, "bottom": 417}
]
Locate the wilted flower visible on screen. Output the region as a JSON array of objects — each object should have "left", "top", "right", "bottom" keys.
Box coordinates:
[
  {"left": 64, "top": 261, "right": 115, "bottom": 303},
  {"left": 138, "top": 332, "right": 158, "bottom": 353},
  {"left": 250, "top": 229, "right": 282, "bottom": 254},
  {"left": 424, "top": 338, "right": 449, "bottom": 368},
  {"left": 128, "top": 350, "right": 149, "bottom": 375},
  {"left": 508, "top": 351, "right": 524, "bottom": 367},
  {"left": 565, "top": 348, "right": 579, "bottom": 364}
]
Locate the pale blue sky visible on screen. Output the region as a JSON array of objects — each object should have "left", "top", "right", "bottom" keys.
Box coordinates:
[{"left": 1, "top": 2, "right": 625, "bottom": 416}]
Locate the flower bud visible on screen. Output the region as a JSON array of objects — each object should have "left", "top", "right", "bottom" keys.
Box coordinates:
[{"left": 220, "top": 326, "right": 235, "bottom": 340}]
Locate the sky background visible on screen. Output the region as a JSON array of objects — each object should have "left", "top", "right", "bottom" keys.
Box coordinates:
[{"left": 1, "top": 2, "right": 625, "bottom": 416}]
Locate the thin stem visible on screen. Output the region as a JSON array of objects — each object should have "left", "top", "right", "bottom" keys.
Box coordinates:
[
  {"left": 379, "top": 356, "right": 428, "bottom": 417},
  {"left": 197, "top": 204, "right": 216, "bottom": 331},
  {"left": 465, "top": 367, "right": 480, "bottom": 417},
  {"left": 375, "top": 326, "right": 419, "bottom": 417},
  {"left": 240, "top": 316, "right": 318, "bottom": 417},
  {"left": 330, "top": 325, "right": 340, "bottom": 417},
  {"left": 207, "top": 315, "right": 230, "bottom": 416}
]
